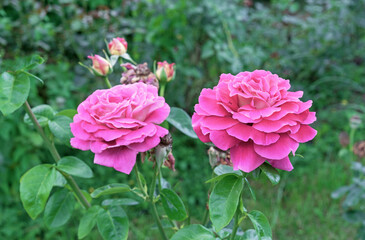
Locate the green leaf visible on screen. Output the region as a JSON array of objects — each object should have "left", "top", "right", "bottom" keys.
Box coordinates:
[
  {"left": 17, "top": 55, "right": 45, "bottom": 71},
  {"left": 166, "top": 107, "right": 198, "bottom": 139},
  {"left": 102, "top": 198, "right": 140, "bottom": 207},
  {"left": 247, "top": 210, "right": 272, "bottom": 240},
  {"left": 20, "top": 165, "right": 56, "bottom": 219},
  {"left": 91, "top": 183, "right": 131, "bottom": 198},
  {"left": 54, "top": 170, "right": 67, "bottom": 187},
  {"left": 171, "top": 224, "right": 215, "bottom": 240},
  {"left": 331, "top": 186, "right": 352, "bottom": 199},
  {"left": 24, "top": 104, "right": 56, "bottom": 127},
  {"left": 209, "top": 175, "right": 244, "bottom": 231},
  {"left": 48, "top": 115, "right": 73, "bottom": 145},
  {"left": 0, "top": 72, "right": 30, "bottom": 115},
  {"left": 44, "top": 189, "right": 75, "bottom": 228},
  {"left": 160, "top": 188, "right": 188, "bottom": 221},
  {"left": 206, "top": 165, "right": 243, "bottom": 183},
  {"left": 244, "top": 178, "right": 256, "bottom": 201},
  {"left": 56, "top": 109, "right": 77, "bottom": 119},
  {"left": 259, "top": 163, "right": 280, "bottom": 185},
  {"left": 97, "top": 206, "right": 129, "bottom": 240},
  {"left": 57, "top": 156, "right": 93, "bottom": 178},
  {"left": 78, "top": 205, "right": 103, "bottom": 239}
]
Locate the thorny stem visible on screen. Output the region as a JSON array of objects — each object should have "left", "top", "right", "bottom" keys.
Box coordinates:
[{"left": 24, "top": 101, "right": 91, "bottom": 209}]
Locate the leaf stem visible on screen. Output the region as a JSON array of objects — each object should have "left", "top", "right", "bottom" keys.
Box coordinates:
[
  {"left": 24, "top": 101, "right": 90, "bottom": 209},
  {"left": 149, "top": 165, "right": 168, "bottom": 240}
]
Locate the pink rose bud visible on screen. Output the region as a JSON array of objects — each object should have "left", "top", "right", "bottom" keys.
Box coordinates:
[
  {"left": 108, "top": 37, "right": 128, "bottom": 56},
  {"left": 88, "top": 55, "right": 112, "bottom": 76},
  {"left": 156, "top": 61, "right": 175, "bottom": 82}
]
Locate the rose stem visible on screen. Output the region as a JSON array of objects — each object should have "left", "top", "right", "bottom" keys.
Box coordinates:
[
  {"left": 159, "top": 83, "right": 166, "bottom": 97},
  {"left": 134, "top": 156, "right": 148, "bottom": 198},
  {"left": 104, "top": 76, "right": 112, "bottom": 88},
  {"left": 202, "top": 171, "right": 215, "bottom": 225},
  {"left": 230, "top": 210, "right": 241, "bottom": 240},
  {"left": 149, "top": 164, "right": 168, "bottom": 240},
  {"left": 24, "top": 100, "right": 91, "bottom": 209}
]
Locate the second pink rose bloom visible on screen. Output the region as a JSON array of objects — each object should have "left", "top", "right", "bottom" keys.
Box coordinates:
[{"left": 192, "top": 70, "right": 317, "bottom": 172}]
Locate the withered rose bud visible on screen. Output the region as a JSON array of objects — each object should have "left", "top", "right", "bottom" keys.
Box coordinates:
[
  {"left": 160, "top": 133, "right": 173, "bottom": 147},
  {"left": 350, "top": 115, "right": 362, "bottom": 129},
  {"left": 353, "top": 141, "right": 365, "bottom": 158},
  {"left": 207, "top": 146, "right": 231, "bottom": 168},
  {"left": 164, "top": 151, "right": 176, "bottom": 171},
  {"left": 120, "top": 63, "right": 159, "bottom": 87},
  {"left": 339, "top": 131, "right": 350, "bottom": 147}
]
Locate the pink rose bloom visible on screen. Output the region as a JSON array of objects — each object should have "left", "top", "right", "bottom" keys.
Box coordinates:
[
  {"left": 192, "top": 70, "right": 317, "bottom": 172},
  {"left": 88, "top": 55, "right": 112, "bottom": 76},
  {"left": 70, "top": 83, "right": 170, "bottom": 174},
  {"left": 108, "top": 37, "right": 128, "bottom": 56}
]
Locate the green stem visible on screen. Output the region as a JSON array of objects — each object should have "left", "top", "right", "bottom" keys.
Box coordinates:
[
  {"left": 134, "top": 160, "right": 148, "bottom": 198},
  {"left": 104, "top": 76, "right": 112, "bottom": 88},
  {"left": 149, "top": 165, "right": 168, "bottom": 240},
  {"left": 230, "top": 210, "right": 241, "bottom": 240},
  {"left": 159, "top": 83, "right": 166, "bottom": 97},
  {"left": 24, "top": 101, "right": 90, "bottom": 209}
]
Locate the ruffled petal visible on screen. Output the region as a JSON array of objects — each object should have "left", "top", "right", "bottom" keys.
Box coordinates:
[
  {"left": 227, "top": 124, "right": 280, "bottom": 145},
  {"left": 210, "top": 130, "right": 240, "bottom": 151},
  {"left": 254, "top": 134, "right": 299, "bottom": 160},
  {"left": 289, "top": 125, "right": 317, "bottom": 143}
]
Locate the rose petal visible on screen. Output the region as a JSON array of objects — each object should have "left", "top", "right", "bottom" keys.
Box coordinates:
[
  {"left": 94, "top": 147, "right": 137, "bottom": 174},
  {"left": 198, "top": 88, "right": 228, "bottom": 117},
  {"left": 267, "top": 157, "right": 293, "bottom": 171},
  {"left": 199, "top": 116, "right": 238, "bottom": 130},
  {"left": 209, "top": 130, "right": 240, "bottom": 151},
  {"left": 230, "top": 142, "right": 266, "bottom": 172}
]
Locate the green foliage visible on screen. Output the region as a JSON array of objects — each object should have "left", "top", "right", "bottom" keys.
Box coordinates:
[
  {"left": 247, "top": 210, "right": 272, "bottom": 240},
  {"left": 48, "top": 115, "right": 73, "bottom": 145},
  {"left": 44, "top": 189, "right": 76, "bottom": 228},
  {"left": 171, "top": 224, "right": 215, "bottom": 240},
  {"left": 160, "top": 188, "right": 188, "bottom": 221},
  {"left": 97, "top": 206, "right": 129, "bottom": 240},
  {"left": 57, "top": 156, "right": 93, "bottom": 179},
  {"left": 167, "top": 107, "right": 197, "bottom": 138},
  {"left": 19, "top": 164, "right": 56, "bottom": 219},
  {"left": 209, "top": 175, "right": 244, "bottom": 231},
  {"left": 91, "top": 184, "right": 131, "bottom": 199},
  {"left": 78, "top": 205, "right": 103, "bottom": 239},
  {"left": 0, "top": 72, "right": 30, "bottom": 115},
  {"left": 259, "top": 163, "right": 280, "bottom": 185}
]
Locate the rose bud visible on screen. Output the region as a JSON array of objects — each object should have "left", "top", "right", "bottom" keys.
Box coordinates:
[
  {"left": 88, "top": 55, "right": 112, "bottom": 76},
  {"left": 155, "top": 61, "right": 175, "bottom": 82},
  {"left": 108, "top": 37, "right": 128, "bottom": 56}
]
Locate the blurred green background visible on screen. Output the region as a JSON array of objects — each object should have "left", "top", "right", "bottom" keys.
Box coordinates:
[{"left": 1, "top": 0, "right": 365, "bottom": 239}]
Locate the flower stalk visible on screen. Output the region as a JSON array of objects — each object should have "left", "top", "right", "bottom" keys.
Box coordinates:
[
  {"left": 149, "top": 165, "right": 168, "bottom": 240},
  {"left": 104, "top": 76, "right": 112, "bottom": 89},
  {"left": 24, "top": 101, "right": 91, "bottom": 209}
]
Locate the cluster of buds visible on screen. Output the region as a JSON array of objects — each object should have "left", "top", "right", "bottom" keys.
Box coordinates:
[
  {"left": 120, "top": 63, "right": 159, "bottom": 87},
  {"left": 207, "top": 146, "right": 232, "bottom": 168}
]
